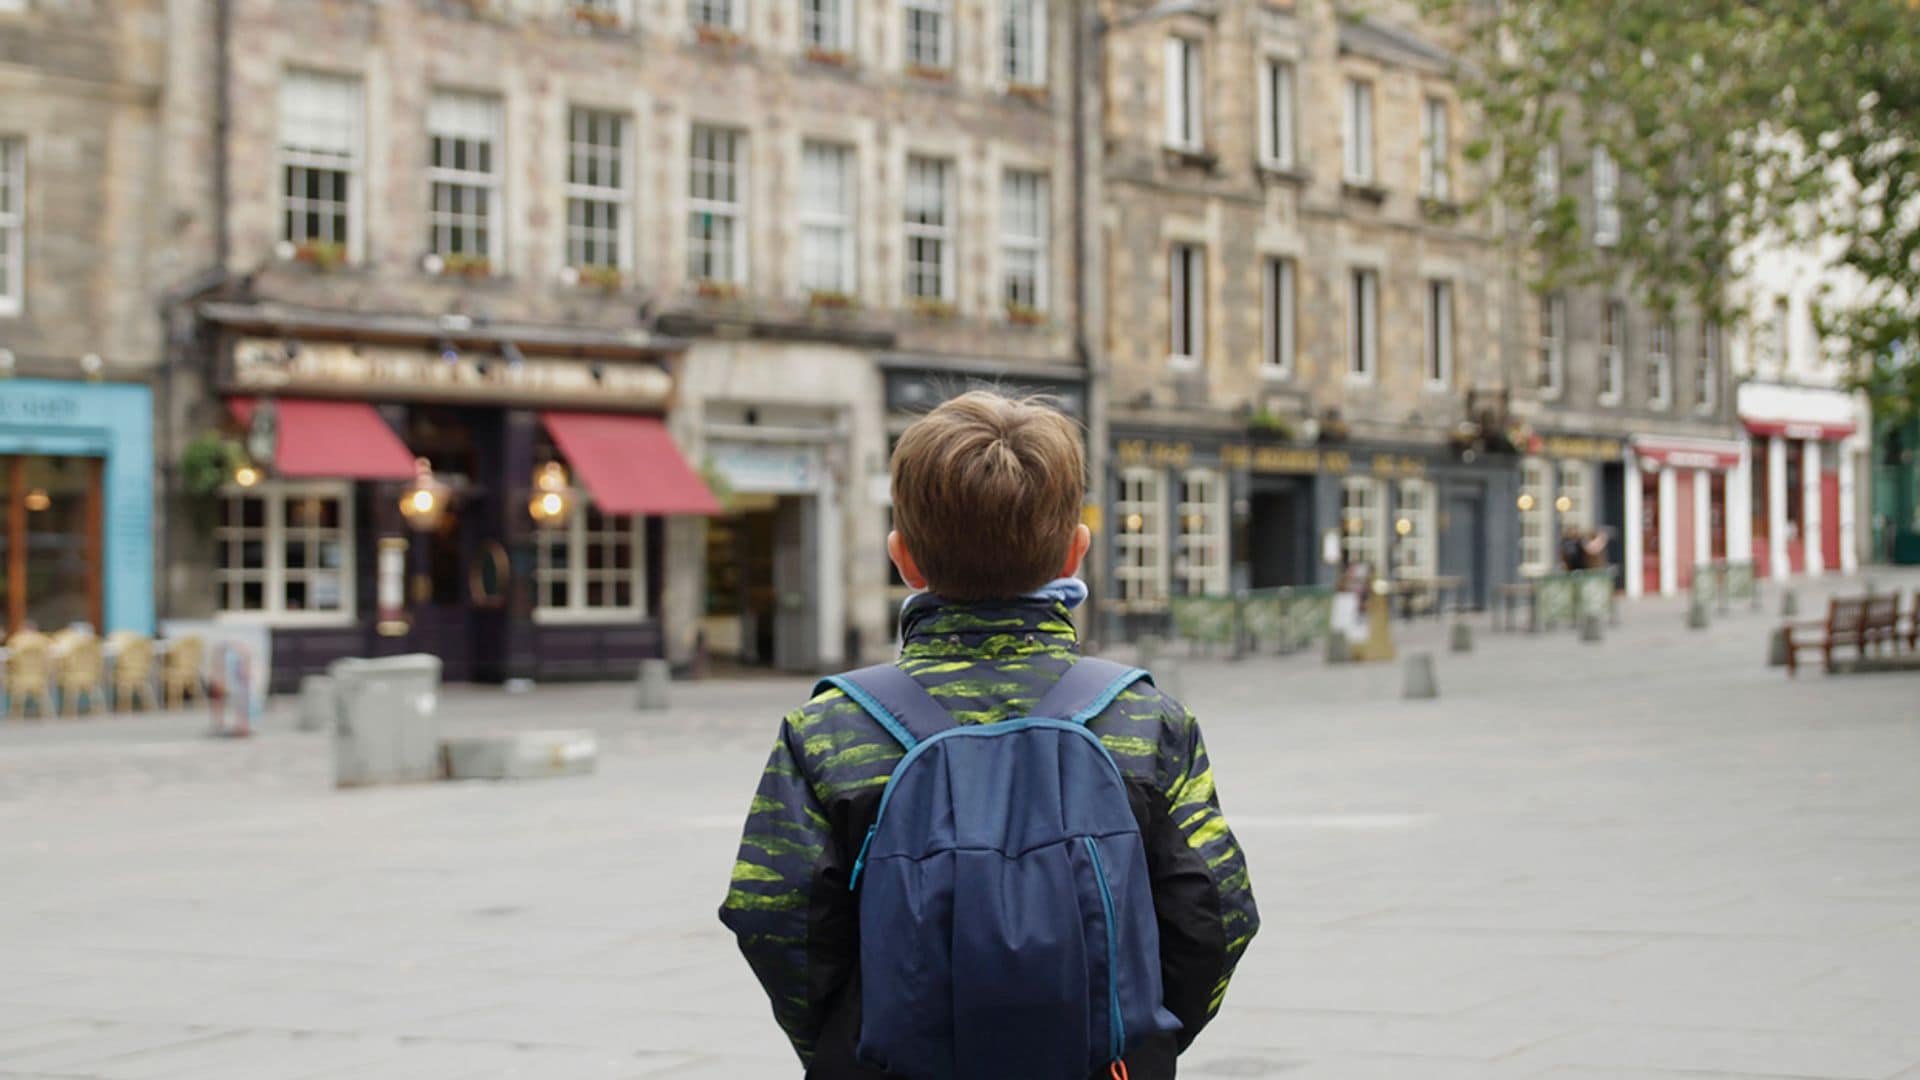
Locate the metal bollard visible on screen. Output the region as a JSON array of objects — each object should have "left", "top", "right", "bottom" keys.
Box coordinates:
[
  {"left": 1580, "top": 613, "right": 1604, "bottom": 643},
  {"left": 1781, "top": 589, "right": 1799, "bottom": 618},
  {"left": 1767, "top": 626, "right": 1790, "bottom": 667},
  {"left": 1402, "top": 653, "right": 1438, "bottom": 699},
  {"left": 1687, "top": 597, "right": 1709, "bottom": 630},
  {"left": 1449, "top": 621, "right": 1473, "bottom": 654}
]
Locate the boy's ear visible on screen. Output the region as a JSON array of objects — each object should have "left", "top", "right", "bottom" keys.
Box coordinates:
[
  {"left": 1059, "top": 523, "right": 1092, "bottom": 579},
  {"left": 887, "top": 530, "right": 929, "bottom": 591}
]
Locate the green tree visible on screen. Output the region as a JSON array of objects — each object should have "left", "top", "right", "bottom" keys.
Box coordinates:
[{"left": 1421, "top": 0, "right": 1919, "bottom": 408}]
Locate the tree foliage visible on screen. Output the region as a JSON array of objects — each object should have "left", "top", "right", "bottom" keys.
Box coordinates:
[{"left": 1423, "top": 0, "right": 1920, "bottom": 414}]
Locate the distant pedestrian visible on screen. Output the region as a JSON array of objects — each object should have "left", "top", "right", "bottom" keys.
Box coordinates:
[
  {"left": 1559, "top": 527, "right": 1585, "bottom": 573},
  {"left": 719, "top": 390, "right": 1259, "bottom": 1080},
  {"left": 1583, "top": 528, "right": 1611, "bottom": 571}
]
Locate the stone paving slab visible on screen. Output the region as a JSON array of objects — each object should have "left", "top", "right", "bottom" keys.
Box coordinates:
[{"left": 0, "top": 570, "right": 1917, "bottom": 1078}]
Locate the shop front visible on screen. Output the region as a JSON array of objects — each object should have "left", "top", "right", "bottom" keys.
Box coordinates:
[
  {"left": 1625, "top": 435, "right": 1744, "bottom": 597},
  {"left": 0, "top": 379, "right": 153, "bottom": 636},
  {"left": 1105, "top": 429, "right": 1518, "bottom": 634},
  {"left": 1736, "top": 380, "right": 1865, "bottom": 578},
  {"left": 199, "top": 309, "right": 716, "bottom": 691},
  {"left": 1517, "top": 434, "right": 1628, "bottom": 584}
]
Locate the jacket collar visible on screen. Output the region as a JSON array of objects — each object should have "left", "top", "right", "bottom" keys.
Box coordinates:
[{"left": 897, "top": 592, "right": 1082, "bottom": 660}]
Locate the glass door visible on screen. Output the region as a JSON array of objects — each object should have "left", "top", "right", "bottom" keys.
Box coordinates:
[{"left": 6, "top": 455, "right": 104, "bottom": 636}]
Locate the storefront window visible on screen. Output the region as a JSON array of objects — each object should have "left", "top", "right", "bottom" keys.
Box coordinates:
[
  {"left": 1340, "top": 476, "right": 1382, "bottom": 570},
  {"left": 5, "top": 456, "right": 102, "bottom": 634},
  {"left": 1556, "top": 461, "right": 1590, "bottom": 529},
  {"left": 1520, "top": 459, "right": 1550, "bottom": 575},
  {"left": 216, "top": 483, "right": 352, "bottom": 620},
  {"left": 1391, "top": 478, "right": 1435, "bottom": 580},
  {"left": 536, "top": 501, "right": 645, "bottom": 620},
  {"left": 1174, "top": 468, "right": 1227, "bottom": 597},
  {"left": 1116, "top": 467, "right": 1166, "bottom": 607}
]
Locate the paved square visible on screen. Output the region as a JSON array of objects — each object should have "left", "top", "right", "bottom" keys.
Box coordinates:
[{"left": 3, "top": 573, "right": 1919, "bottom": 1079}]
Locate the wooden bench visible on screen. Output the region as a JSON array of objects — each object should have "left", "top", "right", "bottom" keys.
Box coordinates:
[{"left": 1783, "top": 595, "right": 1905, "bottom": 676}]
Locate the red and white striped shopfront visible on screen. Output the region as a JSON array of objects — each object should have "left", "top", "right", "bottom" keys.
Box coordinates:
[
  {"left": 1623, "top": 435, "right": 1745, "bottom": 598},
  {"left": 1734, "top": 381, "right": 1868, "bottom": 581}
]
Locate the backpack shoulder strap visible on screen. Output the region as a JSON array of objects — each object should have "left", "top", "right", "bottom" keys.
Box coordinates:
[
  {"left": 812, "top": 664, "right": 955, "bottom": 751},
  {"left": 1029, "top": 656, "right": 1155, "bottom": 727}
]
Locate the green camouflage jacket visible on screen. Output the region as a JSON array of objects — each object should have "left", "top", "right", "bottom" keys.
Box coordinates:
[{"left": 719, "top": 593, "right": 1259, "bottom": 1079}]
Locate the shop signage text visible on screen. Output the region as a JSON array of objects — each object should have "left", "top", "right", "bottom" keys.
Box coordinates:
[
  {"left": 232, "top": 340, "right": 674, "bottom": 408},
  {"left": 1118, "top": 438, "right": 1426, "bottom": 478},
  {"left": 1539, "top": 435, "right": 1625, "bottom": 462},
  {"left": 0, "top": 394, "right": 80, "bottom": 425}
]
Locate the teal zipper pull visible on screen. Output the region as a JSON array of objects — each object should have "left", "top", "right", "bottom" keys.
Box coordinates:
[{"left": 848, "top": 824, "right": 878, "bottom": 891}]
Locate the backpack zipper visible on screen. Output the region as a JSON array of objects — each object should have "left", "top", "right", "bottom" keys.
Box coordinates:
[{"left": 1082, "top": 836, "right": 1125, "bottom": 1063}]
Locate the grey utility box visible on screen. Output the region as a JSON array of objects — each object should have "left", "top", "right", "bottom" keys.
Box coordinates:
[
  {"left": 331, "top": 654, "right": 444, "bottom": 788},
  {"left": 297, "top": 674, "right": 336, "bottom": 733},
  {"left": 443, "top": 730, "right": 599, "bottom": 781}
]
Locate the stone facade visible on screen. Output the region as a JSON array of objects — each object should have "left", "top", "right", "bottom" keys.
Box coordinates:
[
  {"left": 0, "top": 0, "right": 174, "bottom": 378},
  {"left": 156, "top": 0, "right": 1081, "bottom": 677},
  {"left": 1095, "top": 0, "right": 1516, "bottom": 621}
]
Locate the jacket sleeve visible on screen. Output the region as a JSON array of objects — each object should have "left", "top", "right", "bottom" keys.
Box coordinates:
[
  {"left": 718, "top": 714, "right": 838, "bottom": 1066},
  {"left": 1146, "top": 706, "right": 1259, "bottom": 1050}
]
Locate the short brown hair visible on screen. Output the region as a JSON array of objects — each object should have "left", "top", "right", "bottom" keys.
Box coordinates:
[{"left": 891, "top": 390, "right": 1085, "bottom": 602}]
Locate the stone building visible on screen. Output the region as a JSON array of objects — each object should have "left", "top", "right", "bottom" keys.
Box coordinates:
[
  {"left": 1093, "top": 0, "right": 1515, "bottom": 631},
  {"left": 0, "top": 0, "right": 175, "bottom": 639},
  {"left": 1506, "top": 138, "right": 1745, "bottom": 599},
  {"left": 159, "top": 0, "right": 1082, "bottom": 688}
]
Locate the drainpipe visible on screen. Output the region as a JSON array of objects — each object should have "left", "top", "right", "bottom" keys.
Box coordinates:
[
  {"left": 1074, "top": 0, "right": 1110, "bottom": 646},
  {"left": 213, "top": 0, "right": 233, "bottom": 269}
]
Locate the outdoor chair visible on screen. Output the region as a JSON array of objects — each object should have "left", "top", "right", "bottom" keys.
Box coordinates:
[
  {"left": 163, "top": 635, "right": 206, "bottom": 711},
  {"left": 55, "top": 636, "right": 107, "bottom": 716},
  {"left": 5, "top": 632, "right": 54, "bottom": 718},
  {"left": 106, "top": 631, "right": 157, "bottom": 712}
]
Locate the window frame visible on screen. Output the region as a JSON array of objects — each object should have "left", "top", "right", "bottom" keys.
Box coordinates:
[
  {"left": 904, "top": 0, "right": 952, "bottom": 69},
  {"left": 279, "top": 71, "right": 364, "bottom": 264},
  {"left": 1002, "top": 0, "right": 1046, "bottom": 88},
  {"left": 564, "top": 106, "right": 632, "bottom": 274},
  {"left": 1424, "top": 278, "right": 1453, "bottom": 387},
  {"left": 1772, "top": 296, "right": 1792, "bottom": 371},
  {"left": 426, "top": 90, "right": 504, "bottom": 266},
  {"left": 1116, "top": 466, "right": 1168, "bottom": 609},
  {"left": 1000, "top": 168, "right": 1049, "bottom": 315},
  {"left": 1533, "top": 144, "right": 1560, "bottom": 211},
  {"left": 1168, "top": 242, "right": 1205, "bottom": 367},
  {"left": 688, "top": 124, "right": 748, "bottom": 286},
  {"left": 1257, "top": 57, "right": 1296, "bottom": 170},
  {"left": 1340, "top": 475, "right": 1383, "bottom": 570},
  {"left": 1519, "top": 458, "right": 1551, "bottom": 576},
  {"left": 1163, "top": 38, "right": 1204, "bottom": 152},
  {"left": 1539, "top": 291, "right": 1566, "bottom": 398},
  {"left": 575, "top": 0, "right": 634, "bottom": 23},
  {"left": 903, "top": 154, "right": 955, "bottom": 303},
  {"left": 533, "top": 500, "right": 649, "bottom": 624},
  {"left": 1600, "top": 299, "right": 1625, "bottom": 405},
  {"left": 1696, "top": 323, "right": 1720, "bottom": 415},
  {"left": 1649, "top": 318, "right": 1674, "bottom": 410},
  {"left": 1343, "top": 78, "right": 1374, "bottom": 184},
  {"left": 1174, "top": 468, "right": 1229, "bottom": 597},
  {"left": 1556, "top": 460, "right": 1591, "bottom": 530},
  {"left": 1419, "top": 96, "right": 1450, "bottom": 201},
  {"left": 1391, "top": 478, "right": 1437, "bottom": 582},
  {"left": 214, "top": 482, "right": 357, "bottom": 626},
  {"left": 798, "top": 139, "right": 857, "bottom": 296},
  {"left": 1592, "top": 145, "right": 1620, "bottom": 247},
  {"left": 1262, "top": 255, "right": 1295, "bottom": 378},
  {"left": 0, "top": 136, "right": 22, "bottom": 317},
  {"left": 691, "top": 0, "right": 745, "bottom": 32},
  {"left": 1348, "top": 267, "right": 1378, "bottom": 381},
  {"left": 802, "top": 0, "right": 853, "bottom": 52}
]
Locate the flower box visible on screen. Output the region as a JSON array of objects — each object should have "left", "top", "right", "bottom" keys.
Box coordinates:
[
  {"left": 695, "top": 278, "right": 743, "bottom": 300},
  {"left": 571, "top": 5, "right": 622, "bottom": 29},
  {"left": 293, "top": 240, "right": 348, "bottom": 271},
  {"left": 905, "top": 62, "right": 953, "bottom": 82},
  {"left": 806, "top": 46, "right": 853, "bottom": 67},
  {"left": 808, "top": 289, "right": 858, "bottom": 311},
  {"left": 694, "top": 23, "right": 743, "bottom": 46},
  {"left": 440, "top": 253, "right": 492, "bottom": 279},
  {"left": 909, "top": 297, "right": 957, "bottom": 320},
  {"left": 576, "top": 265, "right": 626, "bottom": 290},
  {"left": 1005, "top": 302, "right": 1046, "bottom": 326}
]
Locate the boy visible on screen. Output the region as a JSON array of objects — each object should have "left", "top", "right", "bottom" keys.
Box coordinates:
[{"left": 720, "top": 391, "right": 1258, "bottom": 1079}]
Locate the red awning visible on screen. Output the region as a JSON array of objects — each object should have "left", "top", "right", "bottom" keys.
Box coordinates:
[
  {"left": 228, "top": 398, "right": 417, "bottom": 481},
  {"left": 541, "top": 412, "right": 721, "bottom": 516},
  {"left": 1742, "top": 418, "right": 1858, "bottom": 442},
  {"left": 1631, "top": 436, "right": 1743, "bottom": 472}
]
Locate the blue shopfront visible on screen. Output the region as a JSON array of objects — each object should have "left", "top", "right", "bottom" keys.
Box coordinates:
[{"left": 0, "top": 380, "right": 153, "bottom": 635}]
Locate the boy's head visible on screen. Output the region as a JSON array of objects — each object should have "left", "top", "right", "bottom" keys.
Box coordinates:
[{"left": 888, "top": 390, "right": 1091, "bottom": 603}]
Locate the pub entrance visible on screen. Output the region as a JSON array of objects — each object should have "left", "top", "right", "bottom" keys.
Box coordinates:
[
  {"left": 2, "top": 454, "right": 103, "bottom": 635},
  {"left": 1246, "top": 475, "right": 1314, "bottom": 589}
]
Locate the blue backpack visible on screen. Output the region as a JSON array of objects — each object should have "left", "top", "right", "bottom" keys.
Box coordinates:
[{"left": 817, "top": 657, "right": 1183, "bottom": 1080}]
